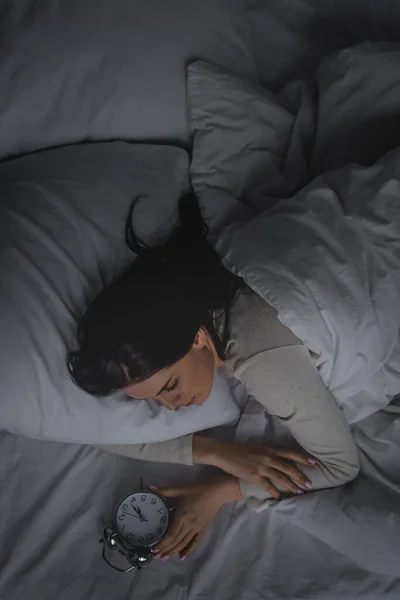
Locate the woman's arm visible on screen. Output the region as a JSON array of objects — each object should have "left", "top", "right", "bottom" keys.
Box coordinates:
[
  {"left": 95, "top": 434, "right": 246, "bottom": 466},
  {"left": 95, "top": 430, "right": 318, "bottom": 499},
  {"left": 94, "top": 435, "right": 194, "bottom": 465},
  {"left": 235, "top": 344, "right": 361, "bottom": 500}
]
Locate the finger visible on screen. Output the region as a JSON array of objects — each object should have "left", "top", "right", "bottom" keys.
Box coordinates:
[
  {"left": 251, "top": 475, "right": 281, "bottom": 500},
  {"left": 151, "top": 485, "right": 190, "bottom": 498},
  {"left": 267, "top": 458, "right": 311, "bottom": 489},
  {"left": 180, "top": 532, "right": 205, "bottom": 559},
  {"left": 163, "top": 529, "right": 197, "bottom": 557},
  {"left": 156, "top": 523, "right": 185, "bottom": 555},
  {"left": 158, "top": 519, "right": 192, "bottom": 554},
  {"left": 157, "top": 528, "right": 190, "bottom": 557},
  {"left": 273, "top": 448, "right": 317, "bottom": 466},
  {"left": 264, "top": 468, "right": 303, "bottom": 495},
  {"left": 155, "top": 514, "right": 186, "bottom": 553}
]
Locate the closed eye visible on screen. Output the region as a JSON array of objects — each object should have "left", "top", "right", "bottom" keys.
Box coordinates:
[{"left": 165, "top": 380, "right": 178, "bottom": 393}]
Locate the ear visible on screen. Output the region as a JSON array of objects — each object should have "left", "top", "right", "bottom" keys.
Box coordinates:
[{"left": 192, "top": 328, "right": 208, "bottom": 349}]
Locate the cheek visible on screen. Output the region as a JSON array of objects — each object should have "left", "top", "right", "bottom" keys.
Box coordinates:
[
  {"left": 191, "top": 357, "right": 215, "bottom": 399},
  {"left": 176, "top": 350, "right": 216, "bottom": 403}
]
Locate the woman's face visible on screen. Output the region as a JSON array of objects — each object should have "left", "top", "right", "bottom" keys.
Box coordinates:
[{"left": 124, "top": 329, "right": 221, "bottom": 410}]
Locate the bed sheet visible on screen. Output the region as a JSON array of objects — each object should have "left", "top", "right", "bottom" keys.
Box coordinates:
[{"left": 1, "top": 405, "right": 400, "bottom": 600}]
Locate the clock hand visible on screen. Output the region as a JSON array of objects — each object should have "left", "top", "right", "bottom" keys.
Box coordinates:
[
  {"left": 124, "top": 510, "right": 141, "bottom": 520},
  {"left": 126, "top": 508, "right": 148, "bottom": 524},
  {"left": 134, "top": 510, "right": 148, "bottom": 523},
  {"left": 132, "top": 505, "right": 148, "bottom": 523}
]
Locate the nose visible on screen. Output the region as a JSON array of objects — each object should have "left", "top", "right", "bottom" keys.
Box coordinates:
[
  {"left": 170, "top": 394, "right": 182, "bottom": 408},
  {"left": 158, "top": 393, "right": 181, "bottom": 410}
]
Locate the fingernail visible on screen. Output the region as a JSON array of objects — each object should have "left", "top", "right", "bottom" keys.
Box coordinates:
[
  {"left": 308, "top": 458, "right": 317, "bottom": 465},
  {"left": 296, "top": 489, "right": 304, "bottom": 495},
  {"left": 153, "top": 549, "right": 160, "bottom": 554},
  {"left": 149, "top": 485, "right": 158, "bottom": 489},
  {"left": 306, "top": 481, "right": 313, "bottom": 489},
  {"left": 180, "top": 556, "right": 187, "bottom": 561},
  {"left": 154, "top": 554, "right": 160, "bottom": 560},
  {"left": 161, "top": 555, "right": 170, "bottom": 562}
]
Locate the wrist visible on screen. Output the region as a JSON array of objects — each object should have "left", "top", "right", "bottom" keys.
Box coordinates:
[
  {"left": 213, "top": 476, "right": 243, "bottom": 505},
  {"left": 192, "top": 435, "right": 225, "bottom": 466}
]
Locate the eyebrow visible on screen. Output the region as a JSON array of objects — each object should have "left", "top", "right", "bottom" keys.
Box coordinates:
[{"left": 155, "top": 377, "right": 173, "bottom": 397}]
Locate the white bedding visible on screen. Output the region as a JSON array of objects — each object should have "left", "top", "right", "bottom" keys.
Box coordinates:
[
  {"left": 189, "top": 46, "right": 400, "bottom": 425},
  {"left": 1, "top": 404, "right": 399, "bottom": 599},
  {"left": 2, "top": 1, "right": 400, "bottom": 599},
  {"left": 187, "top": 43, "right": 400, "bottom": 578}
]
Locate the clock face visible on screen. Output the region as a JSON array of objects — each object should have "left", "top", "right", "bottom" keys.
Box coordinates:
[{"left": 115, "top": 492, "right": 169, "bottom": 548}]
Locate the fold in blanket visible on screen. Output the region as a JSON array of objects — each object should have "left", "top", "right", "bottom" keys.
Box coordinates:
[{"left": 189, "top": 43, "right": 400, "bottom": 424}]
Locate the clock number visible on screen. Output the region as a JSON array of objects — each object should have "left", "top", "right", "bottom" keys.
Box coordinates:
[
  {"left": 141, "top": 495, "right": 146, "bottom": 502},
  {"left": 157, "top": 508, "right": 164, "bottom": 514},
  {"left": 127, "top": 533, "right": 134, "bottom": 541},
  {"left": 122, "top": 504, "right": 128, "bottom": 511},
  {"left": 131, "top": 496, "right": 136, "bottom": 503},
  {"left": 147, "top": 533, "right": 154, "bottom": 541},
  {"left": 150, "top": 498, "right": 157, "bottom": 505},
  {"left": 138, "top": 536, "right": 144, "bottom": 544},
  {"left": 160, "top": 516, "right": 166, "bottom": 523},
  {"left": 157, "top": 528, "right": 163, "bottom": 535},
  {"left": 118, "top": 514, "right": 125, "bottom": 521}
]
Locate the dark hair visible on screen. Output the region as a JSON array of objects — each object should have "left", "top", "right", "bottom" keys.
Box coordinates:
[{"left": 67, "top": 193, "right": 243, "bottom": 396}]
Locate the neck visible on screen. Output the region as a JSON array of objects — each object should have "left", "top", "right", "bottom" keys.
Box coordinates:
[
  {"left": 204, "top": 330, "right": 225, "bottom": 368},
  {"left": 214, "top": 352, "right": 225, "bottom": 368}
]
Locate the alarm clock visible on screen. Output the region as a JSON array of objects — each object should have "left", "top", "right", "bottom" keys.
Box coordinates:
[{"left": 100, "top": 485, "right": 171, "bottom": 573}]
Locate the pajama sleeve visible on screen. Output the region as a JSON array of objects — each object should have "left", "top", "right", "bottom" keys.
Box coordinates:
[
  {"left": 235, "top": 345, "right": 360, "bottom": 501},
  {"left": 94, "top": 434, "right": 194, "bottom": 465}
]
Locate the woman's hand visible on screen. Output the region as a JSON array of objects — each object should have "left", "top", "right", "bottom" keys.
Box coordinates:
[
  {"left": 193, "top": 437, "right": 316, "bottom": 500},
  {"left": 152, "top": 477, "right": 242, "bottom": 560}
]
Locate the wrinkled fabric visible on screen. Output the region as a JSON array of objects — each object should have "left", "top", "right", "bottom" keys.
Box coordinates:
[
  {"left": 189, "top": 45, "right": 400, "bottom": 424},
  {"left": 3, "top": 1, "right": 400, "bottom": 596}
]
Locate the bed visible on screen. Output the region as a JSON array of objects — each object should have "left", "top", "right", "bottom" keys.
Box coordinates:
[{"left": 1, "top": 1, "right": 400, "bottom": 599}]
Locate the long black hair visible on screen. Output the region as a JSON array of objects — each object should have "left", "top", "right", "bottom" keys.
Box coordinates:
[{"left": 67, "top": 193, "right": 243, "bottom": 396}]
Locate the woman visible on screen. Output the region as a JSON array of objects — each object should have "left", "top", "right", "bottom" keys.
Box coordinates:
[{"left": 68, "top": 194, "right": 360, "bottom": 561}]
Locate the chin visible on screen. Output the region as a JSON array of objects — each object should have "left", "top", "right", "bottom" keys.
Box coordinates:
[
  {"left": 194, "top": 389, "right": 211, "bottom": 405},
  {"left": 192, "top": 398, "right": 204, "bottom": 406}
]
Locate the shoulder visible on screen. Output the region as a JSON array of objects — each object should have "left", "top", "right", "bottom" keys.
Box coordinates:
[{"left": 225, "top": 286, "right": 302, "bottom": 370}]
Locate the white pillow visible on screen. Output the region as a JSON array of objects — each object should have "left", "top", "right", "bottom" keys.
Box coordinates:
[
  {"left": 0, "top": 0, "right": 257, "bottom": 160},
  {"left": 0, "top": 142, "right": 240, "bottom": 443}
]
